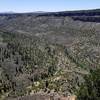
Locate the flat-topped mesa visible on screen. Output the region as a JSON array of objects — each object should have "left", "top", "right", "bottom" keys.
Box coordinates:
[{"left": 0, "top": 9, "right": 100, "bottom": 22}]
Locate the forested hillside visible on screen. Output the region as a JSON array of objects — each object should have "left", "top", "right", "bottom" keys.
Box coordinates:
[{"left": 0, "top": 9, "right": 100, "bottom": 100}]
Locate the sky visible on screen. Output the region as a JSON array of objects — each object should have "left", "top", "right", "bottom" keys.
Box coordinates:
[{"left": 0, "top": 0, "right": 100, "bottom": 13}]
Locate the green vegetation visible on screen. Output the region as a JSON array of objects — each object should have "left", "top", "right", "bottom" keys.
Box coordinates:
[
  {"left": 0, "top": 11, "right": 100, "bottom": 99},
  {"left": 0, "top": 30, "right": 99, "bottom": 99},
  {"left": 77, "top": 69, "right": 100, "bottom": 100}
]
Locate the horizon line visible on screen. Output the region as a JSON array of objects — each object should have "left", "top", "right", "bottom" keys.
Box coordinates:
[{"left": 0, "top": 8, "right": 100, "bottom": 13}]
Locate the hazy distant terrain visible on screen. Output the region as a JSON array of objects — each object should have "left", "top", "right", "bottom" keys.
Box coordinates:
[{"left": 0, "top": 9, "right": 100, "bottom": 100}]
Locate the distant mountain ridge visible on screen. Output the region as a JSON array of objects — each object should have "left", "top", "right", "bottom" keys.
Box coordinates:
[
  {"left": 0, "top": 9, "right": 100, "bottom": 15},
  {"left": 0, "top": 9, "right": 100, "bottom": 22}
]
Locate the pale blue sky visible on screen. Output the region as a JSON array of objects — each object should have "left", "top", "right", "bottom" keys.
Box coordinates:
[{"left": 0, "top": 0, "right": 100, "bottom": 12}]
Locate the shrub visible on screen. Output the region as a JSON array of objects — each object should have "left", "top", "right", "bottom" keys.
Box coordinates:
[{"left": 77, "top": 69, "right": 100, "bottom": 100}]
